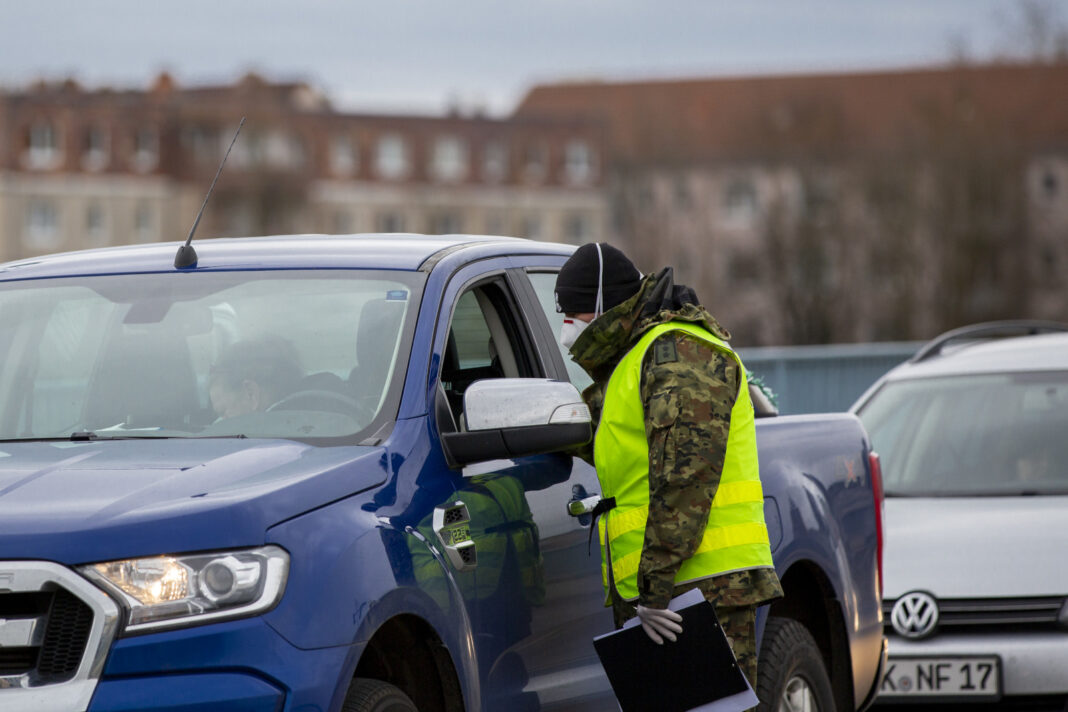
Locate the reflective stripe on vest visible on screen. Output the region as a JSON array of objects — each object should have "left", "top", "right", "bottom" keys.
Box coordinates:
[{"left": 593, "top": 322, "right": 774, "bottom": 601}]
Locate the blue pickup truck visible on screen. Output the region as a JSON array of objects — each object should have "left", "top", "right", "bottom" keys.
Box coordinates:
[{"left": 0, "top": 234, "right": 884, "bottom": 712}]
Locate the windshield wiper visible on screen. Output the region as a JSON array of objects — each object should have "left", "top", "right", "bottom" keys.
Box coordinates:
[
  {"left": 0, "top": 431, "right": 247, "bottom": 443},
  {"left": 70, "top": 430, "right": 181, "bottom": 441}
]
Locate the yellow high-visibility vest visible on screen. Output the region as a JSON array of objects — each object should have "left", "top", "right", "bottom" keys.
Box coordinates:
[{"left": 594, "top": 322, "right": 774, "bottom": 601}]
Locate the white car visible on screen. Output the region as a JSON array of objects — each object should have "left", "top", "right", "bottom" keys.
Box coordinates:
[{"left": 851, "top": 321, "right": 1068, "bottom": 709}]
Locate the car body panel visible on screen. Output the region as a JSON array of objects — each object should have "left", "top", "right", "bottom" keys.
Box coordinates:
[
  {"left": 755, "top": 413, "right": 886, "bottom": 706},
  {"left": 884, "top": 497, "right": 1068, "bottom": 599},
  {"left": 0, "top": 439, "right": 384, "bottom": 563}
]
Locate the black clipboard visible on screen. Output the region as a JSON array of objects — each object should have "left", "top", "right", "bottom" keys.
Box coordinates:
[{"left": 593, "top": 592, "right": 755, "bottom": 712}]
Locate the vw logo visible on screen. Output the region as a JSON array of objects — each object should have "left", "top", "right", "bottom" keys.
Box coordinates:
[{"left": 891, "top": 591, "right": 939, "bottom": 639}]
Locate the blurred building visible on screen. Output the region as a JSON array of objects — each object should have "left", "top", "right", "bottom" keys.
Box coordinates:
[
  {"left": 515, "top": 62, "right": 1068, "bottom": 344},
  {"left": 2, "top": 64, "right": 1065, "bottom": 345},
  {"left": 0, "top": 73, "right": 608, "bottom": 263}
]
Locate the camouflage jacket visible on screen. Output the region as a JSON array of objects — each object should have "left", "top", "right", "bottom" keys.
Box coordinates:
[{"left": 568, "top": 268, "right": 783, "bottom": 611}]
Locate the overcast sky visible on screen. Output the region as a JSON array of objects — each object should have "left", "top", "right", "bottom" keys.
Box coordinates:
[{"left": 0, "top": 0, "right": 1034, "bottom": 115}]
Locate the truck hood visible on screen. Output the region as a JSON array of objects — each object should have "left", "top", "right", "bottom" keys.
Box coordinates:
[
  {"left": 884, "top": 496, "right": 1068, "bottom": 598},
  {"left": 0, "top": 438, "right": 387, "bottom": 564}
]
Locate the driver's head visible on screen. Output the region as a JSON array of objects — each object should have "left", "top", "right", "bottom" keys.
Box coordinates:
[{"left": 210, "top": 335, "right": 302, "bottom": 418}]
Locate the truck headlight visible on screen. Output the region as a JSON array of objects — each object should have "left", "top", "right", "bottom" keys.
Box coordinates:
[{"left": 79, "top": 546, "right": 289, "bottom": 634}]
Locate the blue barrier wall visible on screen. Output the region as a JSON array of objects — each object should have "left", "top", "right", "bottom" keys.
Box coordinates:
[{"left": 738, "top": 341, "right": 922, "bottom": 415}]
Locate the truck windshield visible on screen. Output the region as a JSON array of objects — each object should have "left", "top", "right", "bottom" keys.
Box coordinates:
[
  {"left": 0, "top": 270, "right": 422, "bottom": 442},
  {"left": 857, "top": 371, "right": 1068, "bottom": 496}
]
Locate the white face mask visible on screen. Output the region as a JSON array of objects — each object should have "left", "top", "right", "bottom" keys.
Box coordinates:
[
  {"left": 557, "top": 243, "right": 605, "bottom": 350},
  {"left": 559, "top": 317, "right": 589, "bottom": 350}
]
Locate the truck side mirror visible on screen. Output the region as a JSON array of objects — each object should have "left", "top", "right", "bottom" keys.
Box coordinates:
[{"left": 440, "top": 378, "right": 591, "bottom": 468}]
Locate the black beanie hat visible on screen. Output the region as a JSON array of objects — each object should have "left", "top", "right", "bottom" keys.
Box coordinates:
[{"left": 555, "top": 243, "right": 643, "bottom": 314}]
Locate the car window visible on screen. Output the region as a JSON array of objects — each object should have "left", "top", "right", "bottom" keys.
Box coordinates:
[
  {"left": 857, "top": 371, "right": 1068, "bottom": 496},
  {"left": 0, "top": 270, "right": 421, "bottom": 442},
  {"left": 440, "top": 279, "right": 538, "bottom": 427},
  {"left": 526, "top": 271, "right": 593, "bottom": 393}
]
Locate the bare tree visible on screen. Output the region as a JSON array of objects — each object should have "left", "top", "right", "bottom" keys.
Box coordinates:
[{"left": 994, "top": 0, "right": 1068, "bottom": 62}]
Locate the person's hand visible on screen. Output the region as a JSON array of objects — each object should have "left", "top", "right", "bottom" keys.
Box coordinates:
[{"left": 635, "top": 604, "right": 683, "bottom": 644}]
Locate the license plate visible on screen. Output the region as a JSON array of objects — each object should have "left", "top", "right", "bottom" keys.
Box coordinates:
[{"left": 879, "top": 656, "right": 1000, "bottom": 699}]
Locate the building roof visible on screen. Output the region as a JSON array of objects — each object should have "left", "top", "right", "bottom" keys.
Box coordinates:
[{"left": 514, "top": 62, "right": 1068, "bottom": 165}]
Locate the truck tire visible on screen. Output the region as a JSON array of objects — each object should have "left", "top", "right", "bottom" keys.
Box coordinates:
[
  {"left": 342, "top": 678, "right": 418, "bottom": 712},
  {"left": 756, "top": 617, "right": 835, "bottom": 712}
]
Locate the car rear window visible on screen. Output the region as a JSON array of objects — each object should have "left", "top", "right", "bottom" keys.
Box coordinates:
[{"left": 857, "top": 371, "right": 1068, "bottom": 496}]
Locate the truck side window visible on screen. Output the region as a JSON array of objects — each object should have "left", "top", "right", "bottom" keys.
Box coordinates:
[{"left": 441, "top": 281, "right": 537, "bottom": 427}]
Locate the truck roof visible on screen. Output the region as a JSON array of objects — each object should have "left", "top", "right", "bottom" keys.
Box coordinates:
[{"left": 0, "top": 233, "right": 576, "bottom": 280}]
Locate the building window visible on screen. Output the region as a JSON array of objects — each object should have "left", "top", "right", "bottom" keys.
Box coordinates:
[
  {"left": 1041, "top": 167, "right": 1059, "bottom": 199},
  {"left": 428, "top": 212, "right": 463, "bottom": 235},
  {"left": 330, "top": 134, "right": 358, "bottom": 177},
  {"left": 801, "top": 174, "right": 835, "bottom": 218},
  {"left": 729, "top": 249, "right": 763, "bottom": 284},
  {"left": 134, "top": 202, "right": 154, "bottom": 242},
  {"left": 375, "top": 211, "right": 406, "bottom": 233},
  {"left": 263, "top": 130, "right": 304, "bottom": 169},
  {"left": 564, "top": 140, "right": 595, "bottom": 184},
  {"left": 431, "top": 136, "right": 468, "bottom": 183},
  {"left": 484, "top": 212, "right": 508, "bottom": 236},
  {"left": 26, "top": 122, "right": 62, "bottom": 170},
  {"left": 375, "top": 134, "right": 409, "bottom": 180},
  {"left": 522, "top": 142, "right": 548, "bottom": 183},
  {"left": 564, "top": 212, "right": 592, "bottom": 242},
  {"left": 482, "top": 141, "right": 508, "bottom": 183},
  {"left": 674, "top": 175, "right": 693, "bottom": 210},
  {"left": 227, "top": 203, "right": 254, "bottom": 236},
  {"left": 86, "top": 202, "right": 107, "bottom": 246},
  {"left": 83, "top": 126, "right": 109, "bottom": 171},
  {"left": 521, "top": 215, "right": 542, "bottom": 240},
  {"left": 184, "top": 125, "right": 218, "bottom": 165},
  {"left": 724, "top": 179, "right": 759, "bottom": 225},
  {"left": 230, "top": 130, "right": 256, "bottom": 168},
  {"left": 132, "top": 128, "right": 158, "bottom": 172},
  {"left": 25, "top": 199, "right": 60, "bottom": 250},
  {"left": 332, "top": 210, "right": 354, "bottom": 234}
]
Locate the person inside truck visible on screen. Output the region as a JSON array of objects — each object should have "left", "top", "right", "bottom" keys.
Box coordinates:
[
  {"left": 209, "top": 335, "right": 303, "bottom": 420},
  {"left": 554, "top": 242, "right": 782, "bottom": 692}
]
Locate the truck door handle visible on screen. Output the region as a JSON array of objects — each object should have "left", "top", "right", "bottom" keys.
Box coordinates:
[
  {"left": 432, "top": 502, "right": 476, "bottom": 572},
  {"left": 567, "top": 484, "right": 599, "bottom": 526},
  {"left": 568, "top": 495, "right": 602, "bottom": 517}
]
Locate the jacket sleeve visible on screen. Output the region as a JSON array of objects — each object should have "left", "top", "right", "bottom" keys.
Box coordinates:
[{"left": 635, "top": 332, "right": 740, "bottom": 608}]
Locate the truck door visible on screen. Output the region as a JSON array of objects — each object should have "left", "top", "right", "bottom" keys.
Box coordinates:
[
  {"left": 512, "top": 268, "right": 616, "bottom": 709},
  {"left": 433, "top": 268, "right": 615, "bottom": 711}
]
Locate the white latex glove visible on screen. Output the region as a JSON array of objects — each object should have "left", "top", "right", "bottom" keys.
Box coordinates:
[{"left": 635, "top": 604, "right": 684, "bottom": 645}]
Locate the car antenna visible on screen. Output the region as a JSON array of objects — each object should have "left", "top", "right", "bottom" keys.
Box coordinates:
[{"left": 174, "top": 116, "right": 246, "bottom": 269}]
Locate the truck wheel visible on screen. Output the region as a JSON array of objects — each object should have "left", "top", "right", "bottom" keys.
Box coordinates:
[
  {"left": 342, "top": 678, "right": 418, "bottom": 712},
  {"left": 756, "top": 617, "right": 835, "bottom": 712}
]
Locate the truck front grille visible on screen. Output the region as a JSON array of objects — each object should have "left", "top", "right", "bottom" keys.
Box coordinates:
[
  {"left": 0, "top": 560, "right": 120, "bottom": 712},
  {"left": 0, "top": 646, "right": 39, "bottom": 674},
  {"left": 883, "top": 596, "right": 1066, "bottom": 634},
  {"left": 0, "top": 587, "right": 94, "bottom": 684},
  {"left": 37, "top": 589, "right": 95, "bottom": 683}
]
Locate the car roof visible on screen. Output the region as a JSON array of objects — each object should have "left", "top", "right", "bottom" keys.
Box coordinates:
[
  {"left": 0, "top": 233, "right": 576, "bottom": 280},
  {"left": 884, "top": 332, "right": 1068, "bottom": 381}
]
